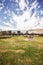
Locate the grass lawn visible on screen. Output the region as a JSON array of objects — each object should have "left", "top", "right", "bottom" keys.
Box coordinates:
[{"left": 0, "top": 36, "right": 43, "bottom": 65}]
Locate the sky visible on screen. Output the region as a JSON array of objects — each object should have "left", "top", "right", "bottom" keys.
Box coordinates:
[{"left": 0, "top": 0, "right": 43, "bottom": 31}]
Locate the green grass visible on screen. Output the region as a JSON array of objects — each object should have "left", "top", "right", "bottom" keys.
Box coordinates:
[{"left": 0, "top": 36, "right": 43, "bottom": 65}]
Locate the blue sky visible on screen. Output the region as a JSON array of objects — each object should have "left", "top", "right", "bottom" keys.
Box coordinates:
[{"left": 0, "top": 0, "right": 43, "bottom": 31}]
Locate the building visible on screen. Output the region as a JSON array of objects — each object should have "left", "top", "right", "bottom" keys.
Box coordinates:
[{"left": 28, "top": 28, "right": 43, "bottom": 34}]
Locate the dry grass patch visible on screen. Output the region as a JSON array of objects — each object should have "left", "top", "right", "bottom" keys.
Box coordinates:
[
  {"left": 33, "top": 44, "right": 43, "bottom": 50},
  {"left": 26, "top": 58, "right": 32, "bottom": 63},
  {"left": 15, "top": 49, "right": 25, "bottom": 53},
  {"left": 25, "top": 37, "right": 34, "bottom": 41},
  {"left": 0, "top": 49, "right": 25, "bottom": 53},
  {"left": 25, "top": 58, "right": 33, "bottom": 65},
  {"left": 0, "top": 49, "right": 15, "bottom": 52},
  {"left": 2, "top": 37, "right": 15, "bottom": 43},
  {"left": 36, "top": 44, "right": 43, "bottom": 50}
]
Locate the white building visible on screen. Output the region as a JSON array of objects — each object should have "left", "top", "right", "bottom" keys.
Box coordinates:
[{"left": 28, "top": 28, "right": 43, "bottom": 34}]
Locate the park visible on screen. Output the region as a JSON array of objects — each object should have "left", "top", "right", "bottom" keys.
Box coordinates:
[{"left": 0, "top": 33, "right": 43, "bottom": 65}]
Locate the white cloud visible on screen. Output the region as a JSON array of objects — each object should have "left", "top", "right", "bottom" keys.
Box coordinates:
[
  {"left": 39, "top": 18, "right": 43, "bottom": 26},
  {"left": 0, "top": 0, "right": 43, "bottom": 31},
  {"left": 0, "top": 3, "right": 4, "bottom": 11},
  {"left": 4, "top": 9, "right": 11, "bottom": 16},
  {"left": 0, "top": 25, "right": 14, "bottom": 31},
  {"left": 11, "top": 0, "right": 39, "bottom": 30},
  {"left": 3, "top": 22, "right": 12, "bottom": 27},
  {"left": 19, "top": 0, "right": 27, "bottom": 10},
  {"left": 41, "top": 10, "right": 43, "bottom": 14},
  {"left": 38, "top": 5, "right": 41, "bottom": 8},
  {"left": 31, "top": 0, "right": 37, "bottom": 6},
  {"left": 25, "top": 0, "right": 29, "bottom": 5},
  {"left": 0, "top": 7, "right": 3, "bottom": 11},
  {"left": 16, "top": 0, "right": 19, "bottom": 3}
]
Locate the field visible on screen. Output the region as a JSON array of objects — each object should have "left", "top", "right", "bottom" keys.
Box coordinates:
[{"left": 0, "top": 35, "right": 43, "bottom": 65}]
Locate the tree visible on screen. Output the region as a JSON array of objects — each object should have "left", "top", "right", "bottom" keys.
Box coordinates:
[{"left": 17, "top": 31, "right": 21, "bottom": 35}]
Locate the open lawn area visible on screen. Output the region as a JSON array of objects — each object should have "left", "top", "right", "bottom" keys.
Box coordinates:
[{"left": 0, "top": 36, "right": 43, "bottom": 65}]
